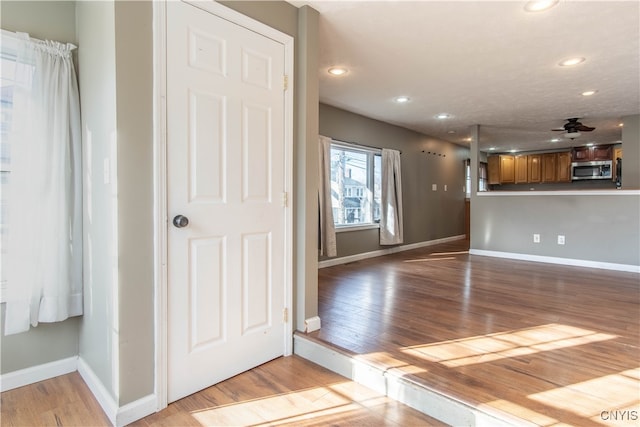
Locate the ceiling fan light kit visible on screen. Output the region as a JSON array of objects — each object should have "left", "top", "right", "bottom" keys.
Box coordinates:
[
  {"left": 564, "top": 131, "right": 581, "bottom": 139},
  {"left": 552, "top": 118, "right": 596, "bottom": 139}
]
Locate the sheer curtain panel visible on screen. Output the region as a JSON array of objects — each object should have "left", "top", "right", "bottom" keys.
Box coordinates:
[
  {"left": 318, "top": 135, "right": 337, "bottom": 257},
  {"left": 380, "top": 148, "right": 403, "bottom": 245},
  {"left": 3, "top": 32, "right": 82, "bottom": 335}
]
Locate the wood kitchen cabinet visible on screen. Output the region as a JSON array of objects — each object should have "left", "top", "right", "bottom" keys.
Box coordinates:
[
  {"left": 541, "top": 153, "right": 557, "bottom": 182},
  {"left": 489, "top": 151, "right": 569, "bottom": 185},
  {"left": 556, "top": 151, "right": 572, "bottom": 182},
  {"left": 488, "top": 155, "right": 515, "bottom": 184},
  {"left": 500, "top": 155, "right": 515, "bottom": 183},
  {"left": 572, "top": 144, "right": 613, "bottom": 162},
  {"left": 592, "top": 145, "right": 613, "bottom": 160},
  {"left": 527, "top": 154, "right": 541, "bottom": 183},
  {"left": 541, "top": 152, "right": 571, "bottom": 183},
  {"left": 515, "top": 155, "right": 528, "bottom": 184},
  {"left": 488, "top": 156, "right": 500, "bottom": 185}
]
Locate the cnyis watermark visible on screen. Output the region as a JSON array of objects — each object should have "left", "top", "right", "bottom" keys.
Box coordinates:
[{"left": 600, "top": 409, "right": 639, "bottom": 422}]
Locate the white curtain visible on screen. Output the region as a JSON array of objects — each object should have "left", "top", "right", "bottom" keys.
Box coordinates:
[
  {"left": 4, "top": 33, "right": 82, "bottom": 335},
  {"left": 318, "top": 135, "right": 337, "bottom": 257},
  {"left": 380, "top": 148, "right": 403, "bottom": 245}
]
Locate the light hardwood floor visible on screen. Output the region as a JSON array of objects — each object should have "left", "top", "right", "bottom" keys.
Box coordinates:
[
  {"left": 1, "top": 355, "right": 445, "bottom": 426},
  {"left": 312, "top": 239, "right": 640, "bottom": 426},
  {"left": 3, "top": 239, "right": 638, "bottom": 426}
]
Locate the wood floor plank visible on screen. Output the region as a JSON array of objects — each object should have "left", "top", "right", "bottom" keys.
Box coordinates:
[
  {"left": 314, "top": 239, "right": 640, "bottom": 426},
  {"left": 2, "top": 356, "right": 444, "bottom": 426}
]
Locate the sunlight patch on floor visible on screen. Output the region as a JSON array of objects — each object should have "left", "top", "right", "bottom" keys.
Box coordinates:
[
  {"left": 189, "top": 382, "right": 391, "bottom": 426},
  {"left": 480, "top": 399, "right": 558, "bottom": 426},
  {"left": 527, "top": 368, "right": 640, "bottom": 424},
  {"left": 355, "top": 351, "right": 416, "bottom": 370},
  {"left": 401, "top": 324, "right": 617, "bottom": 367}
]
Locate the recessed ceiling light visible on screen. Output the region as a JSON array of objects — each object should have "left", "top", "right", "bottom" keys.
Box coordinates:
[
  {"left": 586, "top": 143, "right": 595, "bottom": 147},
  {"left": 328, "top": 67, "right": 348, "bottom": 76},
  {"left": 489, "top": 147, "right": 496, "bottom": 151},
  {"left": 447, "top": 130, "right": 456, "bottom": 134},
  {"left": 510, "top": 149, "right": 517, "bottom": 153},
  {"left": 435, "top": 113, "right": 451, "bottom": 119},
  {"left": 551, "top": 138, "right": 560, "bottom": 142},
  {"left": 464, "top": 137, "right": 472, "bottom": 142},
  {"left": 618, "top": 123, "right": 624, "bottom": 127},
  {"left": 581, "top": 90, "right": 597, "bottom": 96},
  {"left": 524, "top": 0, "right": 559, "bottom": 12},
  {"left": 559, "top": 57, "right": 586, "bottom": 67},
  {"left": 394, "top": 96, "right": 410, "bottom": 103}
]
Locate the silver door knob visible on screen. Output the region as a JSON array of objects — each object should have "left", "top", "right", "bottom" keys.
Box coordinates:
[{"left": 173, "top": 215, "right": 189, "bottom": 228}]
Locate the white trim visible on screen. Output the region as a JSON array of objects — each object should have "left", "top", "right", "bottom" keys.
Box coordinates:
[
  {"left": 77, "top": 357, "right": 158, "bottom": 427},
  {"left": 0, "top": 356, "right": 77, "bottom": 392},
  {"left": 469, "top": 249, "right": 640, "bottom": 273},
  {"left": 152, "top": 0, "right": 168, "bottom": 413},
  {"left": 319, "top": 235, "right": 466, "bottom": 268},
  {"left": 116, "top": 394, "right": 158, "bottom": 427},
  {"left": 282, "top": 5, "right": 295, "bottom": 359},
  {"left": 153, "top": 0, "right": 295, "bottom": 409},
  {"left": 78, "top": 357, "right": 118, "bottom": 426},
  {"left": 477, "top": 189, "right": 640, "bottom": 197}
]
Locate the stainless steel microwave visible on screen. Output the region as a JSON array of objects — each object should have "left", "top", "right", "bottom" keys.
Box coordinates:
[{"left": 571, "top": 160, "right": 612, "bottom": 180}]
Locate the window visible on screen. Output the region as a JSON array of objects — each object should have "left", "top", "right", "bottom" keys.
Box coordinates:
[
  {"left": 464, "top": 159, "right": 489, "bottom": 196},
  {"left": 479, "top": 162, "right": 488, "bottom": 191},
  {"left": 330, "top": 144, "right": 381, "bottom": 227},
  {"left": 0, "top": 39, "right": 19, "bottom": 296},
  {"left": 465, "top": 159, "right": 471, "bottom": 198}
]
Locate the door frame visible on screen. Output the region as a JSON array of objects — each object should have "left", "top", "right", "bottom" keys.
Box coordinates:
[{"left": 152, "top": 0, "right": 294, "bottom": 410}]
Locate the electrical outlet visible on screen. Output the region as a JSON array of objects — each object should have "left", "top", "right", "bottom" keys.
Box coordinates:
[
  {"left": 557, "top": 235, "right": 565, "bottom": 245},
  {"left": 533, "top": 234, "right": 540, "bottom": 243},
  {"left": 444, "top": 184, "right": 448, "bottom": 191},
  {"left": 432, "top": 184, "right": 437, "bottom": 191}
]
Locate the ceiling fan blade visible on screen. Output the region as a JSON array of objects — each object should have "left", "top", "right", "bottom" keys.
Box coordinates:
[
  {"left": 551, "top": 128, "right": 566, "bottom": 131},
  {"left": 576, "top": 125, "right": 595, "bottom": 132}
]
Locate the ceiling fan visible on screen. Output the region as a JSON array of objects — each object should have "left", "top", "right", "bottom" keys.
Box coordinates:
[{"left": 552, "top": 118, "right": 596, "bottom": 139}]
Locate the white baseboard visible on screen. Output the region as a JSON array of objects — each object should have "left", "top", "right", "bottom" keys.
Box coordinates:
[
  {"left": 469, "top": 249, "right": 640, "bottom": 273},
  {"left": 318, "top": 235, "right": 466, "bottom": 268},
  {"left": 77, "top": 357, "right": 118, "bottom": 426},
  {"left": 0, "top": 356, "right": 77, "bottom": 392},
  {"left": 77, "top": 357, "right": 158, "bottom": 427},
  {"left": 116, "top": 394, "right": 158, "bottom": 427}
]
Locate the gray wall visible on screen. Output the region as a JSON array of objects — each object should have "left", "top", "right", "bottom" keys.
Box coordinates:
[
  {"left": 76, "top": 0, "right": 118, "bottom": 400},
  {"left": 113, "top": 0, "right": 154, "bottom": 405},
  {"left": 77, "top": 0, "right": 155, "bottom": 406},
  {"left": 470, "top": 114, "right": 640, "bottom": 267},
  {"left": 622, "top": 114, "right": 640, "bottom": 189},
  {"left": 319, "top": 104, "right": 469, "bottom": 259},
  {"left": 0, "top": 0, "right": 80, "bottom": 375},
  {"left": 471, "top": 193, "right": 640, "bottom": 265}
]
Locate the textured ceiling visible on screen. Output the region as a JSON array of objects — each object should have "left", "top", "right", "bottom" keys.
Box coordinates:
[{"left": 289, "top": 1, "right": 640, "bottom": 152}]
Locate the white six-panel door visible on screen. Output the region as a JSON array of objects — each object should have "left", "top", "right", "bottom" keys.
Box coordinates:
[{"left": 166, "top": 1, "right": 289, "bottom": 402}]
